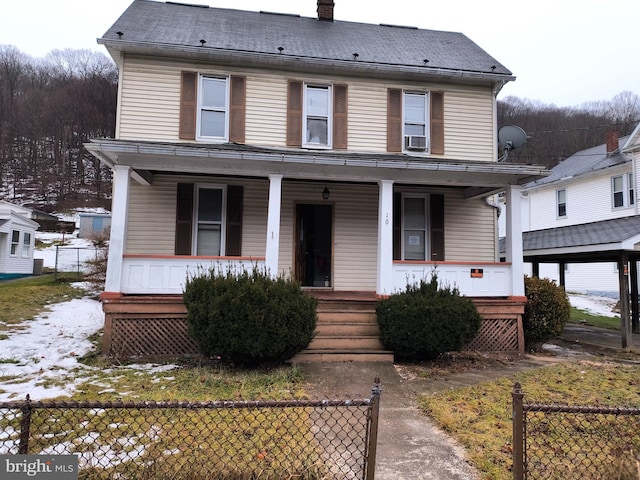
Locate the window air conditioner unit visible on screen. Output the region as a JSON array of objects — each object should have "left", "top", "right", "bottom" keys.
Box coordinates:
[{"left": 405, "top": 135, "right": 427, "bottom": 151}]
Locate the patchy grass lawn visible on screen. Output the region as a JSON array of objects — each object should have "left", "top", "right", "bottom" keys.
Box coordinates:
[
  {"left": 570, "top": 305, "right": 620, "bottom": 330},
  {"left": 419, "top": 360, "right": 640, "bottom": 480},
  {"left": 0, "top": 275, "right": 86, "bottom": 329}
]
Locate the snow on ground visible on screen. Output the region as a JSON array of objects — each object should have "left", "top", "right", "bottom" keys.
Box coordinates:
[
  {"left": 35, "top": 232, "right": 100, "bottom": 271},
  {"left": 0, "top": 295, "right": 103, "bottom": 402},
  {"left": 567, "top": 293, "right": 619, "bottom": 318}
]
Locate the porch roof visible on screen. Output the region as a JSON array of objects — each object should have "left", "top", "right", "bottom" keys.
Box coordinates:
[
  {"left": 86, "top": 139, "right": 549, "bottom": 195},
  {"left": 499, "top": 215, "right": 640, "bottom": 263}
]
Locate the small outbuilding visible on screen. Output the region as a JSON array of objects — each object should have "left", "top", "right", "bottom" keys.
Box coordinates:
[
  {"left": 0, "top": 201, "right": 39, "bottom": 279},
  {"left": 78, "top": 213, "right": 111, "bottom": 240}
]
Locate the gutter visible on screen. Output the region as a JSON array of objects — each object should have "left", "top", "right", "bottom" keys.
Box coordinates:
[
  {"left": 85, "top": 140, "right": 549, "bottom": 178},
  {"left": 98, "top": 39, "right": 515, "bottom": 85}
]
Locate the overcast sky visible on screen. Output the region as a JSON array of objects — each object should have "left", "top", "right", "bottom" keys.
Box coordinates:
[{"left": 1, "top": 0, "right": 638, "bottom": 108}]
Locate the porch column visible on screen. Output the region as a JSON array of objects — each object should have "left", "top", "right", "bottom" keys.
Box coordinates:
[
  {"left": 377, "top": 180, "right": 394, "bottom": 295},
  {"left": 104, "top": 165, "right": 131, "bottom": 293},
  {"left": 265, "top": 174, "right": 283, "bottom": 278},
  {"left": 505, "top": 185, "right": 525, "bottom": 297}
]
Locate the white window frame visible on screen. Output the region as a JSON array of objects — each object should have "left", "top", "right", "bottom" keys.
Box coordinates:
[
  {"left": 401, "top": 194, "right": 429, "bottom": 261},
  {"left": 10, "top": 230, "right": 20, "bottom": 256},
  {"left": 22, "top": 232, "right": 31, "bottom": 257},
  {"left": 556, "top": 189, "right": 567, "bottom": 218},
  {"left": 302, "top": 83, "right": 332, "bottom": 149},
  {"left": 402, "top": 91, "right": 429, "bottom": 152},
  {"left": 192, "top": 184, "right": 227, "bottom": 256},
  {"left": 196, "top": 75, "right": 229, "bottom": 142},
  {"left": 612, "top": 173, "right": 634, "bottom": 209}
]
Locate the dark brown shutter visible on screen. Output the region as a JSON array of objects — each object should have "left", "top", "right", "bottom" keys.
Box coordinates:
[
  {"left": 175, "top": 183, "right": 194, "bottom": 255},
  {"left": 387, "top": 89, "right": 402, "bottom": 152},
  {"left": 393, "top": 191, "right": 401, "bottom": 260},
  {"left": 430, "top": 194, "right": 445, "bottom": 261},
  {"left": 225, "top": 185, "right": 243, "bottom": 256},
  {"left": 333, "top": 84, "right": 348, "bottom": 149},
  {"left": 430, "top": 91, "right": 444, "bottom": 155},
  {"left": 229, "top": 76, "right": 246, "bottom": 143},
  {"left": 287, "top": 80, "right": 303, "bottom": 146},
  {"left": 179, "top": 72, "right": 197, "bottom": 140}
]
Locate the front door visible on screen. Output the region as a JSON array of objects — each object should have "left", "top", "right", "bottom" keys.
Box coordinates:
[{"left": 295, "top": 204, "right": 332, "bottom": 287}]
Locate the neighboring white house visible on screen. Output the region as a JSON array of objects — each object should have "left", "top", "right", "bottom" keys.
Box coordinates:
[
  {"left": 500, "top": 130, "right": 637, "bottom": 296},
  {"left": 0, "top": 200, "right": 38, "bottom": 278}
]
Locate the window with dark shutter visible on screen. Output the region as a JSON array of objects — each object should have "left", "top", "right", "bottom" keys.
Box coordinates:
[
  {"left": 333, "top": 84, "right": 348, "bottom": 149},
  {"left": 387, "top": 89, "right": 402, "bottom": 152},
  {"left": 175, "top": 183, "right": 194, "bottom": 255},
  {"left": 229, "top": 76, "right": 246, "bottom": 143},
  {"left": 287, "top": 80, "right": 303, "bottom": 146},
  {"left": 179, "top": 72, "right": 197, "bottom": 140},
  {"left": 393, "top": 191, "right": 401, "bottom": 260},
  {"left": 225, "top": 185, "right": 243, "bottom": 256},
  {"left": 430, "top": 92, "right": 444, "bottom": 155},
  {"left": 429, "top": 194, "right": 445, "bottom": 260}
]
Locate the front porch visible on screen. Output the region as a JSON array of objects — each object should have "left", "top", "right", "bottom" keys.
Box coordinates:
[{"left": 101, "top": 290, "right": 525, "bottom": 361}]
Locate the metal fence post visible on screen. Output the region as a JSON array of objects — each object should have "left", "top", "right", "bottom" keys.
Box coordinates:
[
  {"left": 512, "top": 382, "right": 524, "bottom": 480},
  {"left": 365, "top": 377, "right": 382, "bottom": 480},
  {"left": 54, "top": 245, "right": 59, "bottom": 281},
  {"left": 18, "top": 394, "right": 32, "bottom": 454}
]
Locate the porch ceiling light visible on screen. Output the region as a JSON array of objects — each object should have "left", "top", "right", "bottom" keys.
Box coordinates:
[{"left": 322, "top": 187, "right": 330, "bottom": 200}]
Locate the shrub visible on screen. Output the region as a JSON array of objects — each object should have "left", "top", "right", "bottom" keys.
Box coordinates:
[
  {"left": 523, "top": 275, "right": 571, "bottom": 350},
  {"left": 183, "top": 266, "right": 317, "bottom": 366},
  {"left": 376, "top": 275, "right": 482, "bottom": 361}
]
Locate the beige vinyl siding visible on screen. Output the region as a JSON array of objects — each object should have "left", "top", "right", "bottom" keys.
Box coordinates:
[
  {"left": 278, "top": 182, "right": 378, "bottom": 291},
  {"left": 245, "top": 73, "right": 287, "bottom": 146},
  {"left": 127, "top": 177, "right": 177, "bottom": 253},
  {"left": 348, "top": 84, "right": 388, "bottom": 152},
  {"left": 441, "top": 88, "right": 494, "bottom": 161},
  {"left": 118, "top": 56, "right": 497, "bottom": 161},
  {"left": 443, "top": 191, "right": 496, "bottom": 262},
  {"left": 119, "top": 62, "right": 181, "bottom": 141},
  {"left": 126, "top": 174, "right": 268, "bottom": 256}
]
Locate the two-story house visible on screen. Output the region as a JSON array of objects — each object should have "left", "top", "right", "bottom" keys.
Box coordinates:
[
  {"left": 86, "top": 0, "right": 548, "bottom": 360},
  {"left": 515, "top": 130, "right": 636, "bottom": 295}
]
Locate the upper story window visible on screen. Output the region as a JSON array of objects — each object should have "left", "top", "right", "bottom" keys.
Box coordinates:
[
  {"left": 556, "top": 189, "right": 567, "bottom": 218},
  {"left": 180, "top": 72, "right": 245, "bottom": 143},
  {"left": 612, "top": 173, "right": 634, "bottom": 208},
  {"left": 303, "top": 84, "right": 332, "bottom": 148},
  {"left": 403, "top": 92, "right": 429, "bottom": 151},
  {"left": 197, "top": 76, "right": 228, "bottom": 140},
  {"left": 10, "top": 230, "right": 19, "bottom": 256}
]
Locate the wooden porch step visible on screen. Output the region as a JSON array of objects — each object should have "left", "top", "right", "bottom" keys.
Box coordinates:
[
  {"left": 308, "top": 335, "right": 385, "bottom": 350},
  {"left": 315, "top": 322, "right": 380, "bottom": 336},
  {"left": 292, "top": 349, "right": 394, "bottom": 363}
]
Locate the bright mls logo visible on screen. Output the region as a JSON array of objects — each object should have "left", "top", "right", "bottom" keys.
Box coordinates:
[{"left": 0, "top": 455, "right": 77, "bottom": 479}]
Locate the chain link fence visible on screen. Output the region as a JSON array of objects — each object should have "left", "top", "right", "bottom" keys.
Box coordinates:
[
  {"left": 0, "top": 380, "right": 381, "bottom": 480},
  {"left": 512, "top": 382, "right": 640, "bottom": 480},
  {"left": 53, "top": 246, "right": 106, "bottom": 280}
]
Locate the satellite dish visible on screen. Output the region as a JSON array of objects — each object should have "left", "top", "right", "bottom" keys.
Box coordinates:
[{"left": 498, "top": 125, "right": 528, "bottom": 161}]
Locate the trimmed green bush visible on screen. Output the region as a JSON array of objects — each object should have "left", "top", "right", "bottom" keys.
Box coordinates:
[
  {"left": 376, "top": 276, "right": 482, "bottom": 360},
  {"left": 523, "top": 275, "right": 571, "bottom": 350},
  {"left": 183, "top": 267, "right": 317, "bottom": 366}
]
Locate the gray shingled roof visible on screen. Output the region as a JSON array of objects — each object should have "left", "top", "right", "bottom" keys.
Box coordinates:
[
  {"left": 523, "top": 215, "right": 640, "bottom": 250},
  {"left": 100, "top": 0, "right": 512, "bottom": 77},
  {"left": 525, "top": 135, "right": 631, "bottom": 188},
  {"left": 499, "top": 215, "right": 640, "bottom": 255}
]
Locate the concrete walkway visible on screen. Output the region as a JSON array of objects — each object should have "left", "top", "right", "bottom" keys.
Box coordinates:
[
  {"left": 299, "top": 324, "right": 640, "bottom": 479},
  {"left": 300, "top": 356, "right": 559, "bottom": 480}
]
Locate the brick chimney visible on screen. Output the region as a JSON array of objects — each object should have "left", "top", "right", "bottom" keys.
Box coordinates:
[
  {"left": 317, "top": 0, "right": 334, "bottom": 21},
  {"left": 606, "top": 129, "right": 619, "bottom": 154}
]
